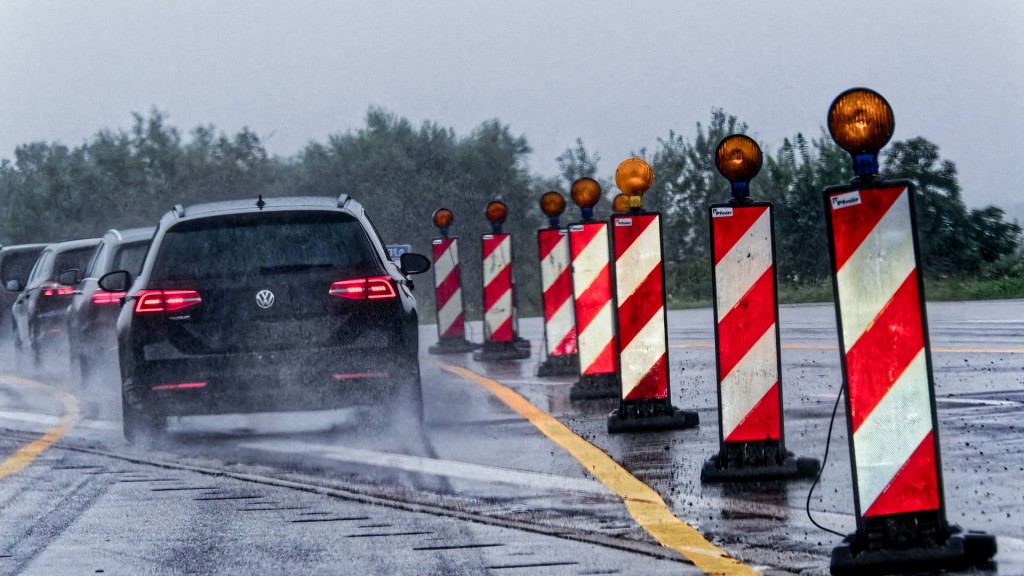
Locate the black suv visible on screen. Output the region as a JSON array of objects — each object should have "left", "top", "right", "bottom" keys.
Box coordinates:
[
  {"left": 12, "top": 238, "right": 101, "bottom": 364},
  {"left": 100, "top": 195, "right": 430, "bottom": 442},
  {"left": 66, "top": 227, "right": 155, "bottom": 384}
]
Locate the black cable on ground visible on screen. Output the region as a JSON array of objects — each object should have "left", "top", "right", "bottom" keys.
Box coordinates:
[{"left": 806, "top": 384, "right": 848, "bottom": 538}]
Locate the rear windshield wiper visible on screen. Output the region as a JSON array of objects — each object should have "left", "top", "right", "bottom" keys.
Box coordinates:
[{"left": 258, "top": 263, "right": 336, "bottom": 274}]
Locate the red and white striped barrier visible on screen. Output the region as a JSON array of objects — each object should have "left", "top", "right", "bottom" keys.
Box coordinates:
[
  {"left": 428, "top": 236, "right": 476, "bottom": 354},
  {"left": 827, "top": 184, "right": 941, "bottom": 519},
  {"left": 536, "top": 228, "right": 578, "bottom": 376},
  {"left": 474, "top": 232, "right": 529, "bottom": 361},
  {"left": 567, "top": 221, "right": 619, "bottom": 398},
  {"left": 702, "top": 202, "right": 817, "bottom": 481},
  {"left": 606, "top": 212, "right": 697, "bottom": 433}
]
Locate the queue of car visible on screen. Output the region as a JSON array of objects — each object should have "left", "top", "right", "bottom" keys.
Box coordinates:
[{"left": 1, "top": 193, "right": 431, "bottom": 444}]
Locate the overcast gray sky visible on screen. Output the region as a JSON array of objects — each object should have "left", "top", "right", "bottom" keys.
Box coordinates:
[{"left": 1, "top": 1, "right": 1022, "bottom": 214}]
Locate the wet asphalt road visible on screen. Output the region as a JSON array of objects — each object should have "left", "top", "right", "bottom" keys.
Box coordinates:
[{"left": 0, "top": 299, "right": 1020, "bottom": 575}]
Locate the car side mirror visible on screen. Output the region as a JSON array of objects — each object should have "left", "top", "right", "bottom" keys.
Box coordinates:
[
  {"left": 58, "top": 268, "right": 81, "bottom": 286},
  {"left": 98, "top": 270, "right": 131, "bottom": 293},
  {"left": 399, "top": 253, "right": 431, "bottom": 276},
  {"left": 4, "top": 279, "right": 21, "bottom": 292}
]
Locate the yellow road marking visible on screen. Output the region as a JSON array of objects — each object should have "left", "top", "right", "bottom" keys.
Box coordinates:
[
  {"left": 429, "top": 360, "right": 757, "bottom": 576},
  {"left": 670, "top": 343, "right": 1024, "bottom": 354},
  {"left": 0, "top": 375, "right": 80, "bottom": 479}
]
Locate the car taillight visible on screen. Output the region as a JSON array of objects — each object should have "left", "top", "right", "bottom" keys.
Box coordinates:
[
  {"left": 41, "top": 281, "right": 74, "bottom": 296},
  {"left": 329, "top": 276, "right": 397, "bottom": 300},
  {"left": 92, "top": 290, "right": 126, "bottom": 305},
  {"left": 134, "top": 289, "right": 203, "bottom": 314}
]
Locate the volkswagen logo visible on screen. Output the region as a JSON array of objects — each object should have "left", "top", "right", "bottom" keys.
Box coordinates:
[{"left": 255, "top": 289, "right": 275, "bottom": 309}]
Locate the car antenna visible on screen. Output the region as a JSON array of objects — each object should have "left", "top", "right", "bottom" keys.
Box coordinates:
[{"left": 256, "top": 195, "right": 266, "bottom": 210}]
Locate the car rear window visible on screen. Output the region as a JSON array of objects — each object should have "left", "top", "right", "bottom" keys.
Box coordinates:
[
  {"left": 151, "top": 211, "right": 380, "bottom": 281},
  {"left": 1, "top": 250, "right": 43, "bottom": 285},
  {"left": 115, "top": 241, "right": 150, "bottom": 275},
  {"left": 54, "top": 247, "right": 98, "bottom": 279}
]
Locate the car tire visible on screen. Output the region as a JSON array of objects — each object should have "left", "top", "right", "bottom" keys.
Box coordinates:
[{"left": 122, "top": 393, "right": 166, "bottom": 446}]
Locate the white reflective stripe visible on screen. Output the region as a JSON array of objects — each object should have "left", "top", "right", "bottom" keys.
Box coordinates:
[
  {"left": 619, "top": 307, "right": 666, "bottom": 398},
  {"left": 615, "top": 217, "right": 661, "bottom": 302},
  {"left": 433, "top": 240, "right": 459, "bottom": 289},
  {"left": 572, "top": 227, "right": 609, "bottom": 298},
  {"left": 545, "top": 297, "right": 575, "bottom": 349},
  {"left": 715, "top": 210, "right": 772, "bottom": 321},
  {"left": 720, "top": 324, "right": 778, "bottom": 438},
  {"left": 578, "top": 301, "right": 614, "bottom": 370},
  {"left": 437, "top": 287, "right": 463, "bottom": 333},
  {"left": 836, "top": 190, "right": 916, "bottom": 349},
  {"left": 482, "top": 237, "right": 511, "bottom": 287},
  {"left": 484, "top": 287, "right": 512, "bottom": 335},
  {"left": 541, "top": 236, "right": 571, "bottom": 293},
  {"left": 852, "top": 350, "right": 932, "bottom": 511}
]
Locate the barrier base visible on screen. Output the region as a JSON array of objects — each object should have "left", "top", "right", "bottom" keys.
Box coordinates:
[
  {"left": 607, "top": 399, "right": 698, "bottom": 434},
  {"left": 513, "top": 335, "right": 532, "bottom": 351},
  {"left": 830, "top": 524, "right": 996, "bottom": 576},
  {"left": 428, "top": 337, "right": 479, "bottom": 355},
  {"left": 536, "top": 353, "right": 579, "bottom": 377},
  {"left": 473, "top": 340, "right": 531, "bottom": 362},
  {"left": 568, "top": 374, "right": 619, "bottom": 401},
  {"left": 701, "top": 442, "right": 820, "bottom": 483}
]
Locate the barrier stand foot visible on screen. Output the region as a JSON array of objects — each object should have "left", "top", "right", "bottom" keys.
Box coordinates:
[
  {"left": 513, "top": 335, "right": 532, "bottom": 352},
  {"left": 700, "top": 441, "right": 820, "bottom": 483},
  {"left": 569, "top": 373, "right": 619, "bottom": 401},
  {"left": 473, "top": 341, "right": 530, "bottom": 362},
  {"left": 830, "top": 524, "right": 996, "bottom": 576},
  {"left": 607, "top": 399, "right": 698, "bottom": 434},
  {"left": 428, "top": 338, "right": 479, "bottom": 355},
  {"left": 536, "top": 354, "right": 579, "bottom": 377}
]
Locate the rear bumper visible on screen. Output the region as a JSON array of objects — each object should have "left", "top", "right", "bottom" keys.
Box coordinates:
[{"left": 127, "top": 346, "right": 416, "bottom": 416}]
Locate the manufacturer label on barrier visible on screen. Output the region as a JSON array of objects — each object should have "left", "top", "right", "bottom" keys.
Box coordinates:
[
  {"left": 830, "top": 190, "right": 862, "bottom": 210},
  {"left": 712, "top": 207, "right": 734, "bottom": 218},
  {"left": 614, "top": 218, "right": 632, "bottom": 227}
]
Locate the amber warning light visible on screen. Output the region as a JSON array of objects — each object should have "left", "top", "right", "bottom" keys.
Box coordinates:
[
  {"left": 570, "top": 178, "right": 602, "bottom": 221},
  {"left": 615, "top": 158, "right": 653, "bottom": 210},
  {"left": 828, "top": 87, "right": 895, "bottom": 177},
  {"left": 715, "top": 134, "right": 763, "bottom": 200},
  {"left": 432, "top": 208, "right": 454, "bottom": 237},
  {"left": 540, "top": 191, "right": 566, "bottom": 227},
  {"left": 485, "top": 200, "right": 507, "bottom": 233}
]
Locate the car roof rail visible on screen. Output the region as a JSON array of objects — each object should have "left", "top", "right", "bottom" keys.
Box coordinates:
[
  {"left": 337, "top": 194, "right": 351, "bottom": 208},
  {"left": 172, "top": 204, "right": 185, "bottom": 217}
]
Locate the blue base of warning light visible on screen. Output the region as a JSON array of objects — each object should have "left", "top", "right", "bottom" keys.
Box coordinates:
[
  {"left": 473, "top": 341, "right": 531, "bottom": 362},
  {"left": 428, "top": 338, "right": 480, "bottom": 355},
  {"left": 701, "top": 452, "right": 820, "bottom": 483},
  {"left": 607, "top": 407, "right": 699, "bottom": 434},
  {"left": 830, "top": 525, "right": 996, "bottom": 576}
]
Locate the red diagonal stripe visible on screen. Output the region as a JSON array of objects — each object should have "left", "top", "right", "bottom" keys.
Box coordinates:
[
  {"left": 491, "top": 316, "right": 513, "bottom": 342},
  {"left": 716, "top": 266, "right": 776, "bottom": 379},
  {"left": 624, "top": 353, "right": 668, "bottom": 401},
  {"left": 543, "top": 268, "right": 573, "bottom": 321},
  {"left": 551, "top": 327, "right": 577, "bottom": 356},
  {"left": 830, "top": 185, "right": 906, "bottom": 271},
  {"left": 538, "top": 229, "right": 565, "bottom": 261},
  {"left": 713, "top": 205, "right": 768, "bottom": 265},
  {"left": 569, "top": 222, "right": 605, "bottom": 259},
  {"left": 483, "top": 265, "right": 512, "bottom": 310},
  {"left": 612, "top": 214, "right": 657, "bottom": 259},
  {"left": 724, "top": 382, "right": 781, "bottom": 442},
  {"left": 617, "top": 263, "right": 663, "bottom": 352},
  {"left": 435, "top": 264, "right": 461, "bottom": 304},
  {"left": 846, "top": 269, "right": 924, "bottom": 432},
  {"left": 432, "top": 237, "right": 455, "bottom": 261},
  {"left": 482, "top": 233, "right": 509, "bottom": 260},
  {"left": 575, "top": 264, "right": 611, "bottom": 334},
  {"left": 584, "top": 339, "right": 617, "bottom": 374},
  {"left": 441, "top": 312, "right": 464, "bottom": 338},
  {"left": 864, "top": 430, "right": 940, "bottom": 517}
]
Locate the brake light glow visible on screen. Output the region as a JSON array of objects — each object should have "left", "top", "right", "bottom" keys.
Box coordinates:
[
  {"left": 329, "top": 276, "right": 396, "bottom": 300},
  {"left": 134, "top": 289, "right": 203, "bottom": 314},
  {"left": 92, "top": 290, "right": 126, "bottom": 305},
  {"left": 151, "top": 382, "right": 207, "bottom": 391},
  {"left": 41, "top": 282, "right": 74, "bottom": 297}
]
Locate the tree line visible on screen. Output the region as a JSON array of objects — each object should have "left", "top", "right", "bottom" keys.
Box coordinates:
[{"left": 0, "top": 108, "right": 1019, "bottom": 317}]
